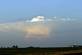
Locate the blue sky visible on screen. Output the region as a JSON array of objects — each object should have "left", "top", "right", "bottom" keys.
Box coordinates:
[{"left": 0, "top": 0, "right": 82, "bottom": 21}]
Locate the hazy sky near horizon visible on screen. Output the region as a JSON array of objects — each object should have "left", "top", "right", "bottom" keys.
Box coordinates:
[{"left": 0, "top": 0, "right": 82, "bottom": 47}]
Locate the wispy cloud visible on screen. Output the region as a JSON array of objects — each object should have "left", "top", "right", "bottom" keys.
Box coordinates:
[{"left": 26, "top": 16, "right": 77, "bottom": 23}]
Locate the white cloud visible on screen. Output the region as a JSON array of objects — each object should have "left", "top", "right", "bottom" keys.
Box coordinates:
[
  {"left": 26, "top": 16, "right": 54, "bottom": 23},
  {"left": 60, "top": 18, "right": 74, "bottom": 21},
  {"left": 26, "top": 16, "right": 45, "bottom": 22},
  {"left": 26, "top": 16, "right": 76, "bottom": 23},
  {"left": 31, "top": 16, "right": 45, "bottom": 22}
]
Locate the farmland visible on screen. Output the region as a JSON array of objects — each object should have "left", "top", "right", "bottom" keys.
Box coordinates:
[{"left": 0, "top": 47, "right": 82, "bottom": 55}]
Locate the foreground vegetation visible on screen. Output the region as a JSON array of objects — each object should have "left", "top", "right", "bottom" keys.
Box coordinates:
[{"left": 0, "top": 45, "right": 82, "bottom": 55}]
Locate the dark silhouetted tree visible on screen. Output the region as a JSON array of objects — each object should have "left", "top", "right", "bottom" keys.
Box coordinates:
[{"left": 12, "top": 45, "right": 18, "bottom": 48}]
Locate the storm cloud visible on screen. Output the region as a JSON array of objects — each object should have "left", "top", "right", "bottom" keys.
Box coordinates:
[{"left": 0, "top": 16, "right": 82, "bottom": 47}]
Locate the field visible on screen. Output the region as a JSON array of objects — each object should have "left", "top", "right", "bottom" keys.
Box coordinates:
[{"left": 0, "top": 47, "right": 82, "bottom": 55}]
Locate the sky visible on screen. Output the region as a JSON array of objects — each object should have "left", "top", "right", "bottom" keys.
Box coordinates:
[
  {"left": 0, "top": 0, "right": 82, "bottom": 21},
  {"left": 0, "top": 0, "right": 82, "bottom": 47}
]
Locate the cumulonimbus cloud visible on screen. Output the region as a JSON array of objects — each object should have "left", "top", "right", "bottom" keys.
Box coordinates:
[
  {"left": 24, "top": 24, "right": 49, "bottom": 38},
  {"left": 0, "top": 16, "right": 77, "bottom": 39},
  {"left": 0, "top": 21, "right": 51, "bottom": 38}
]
